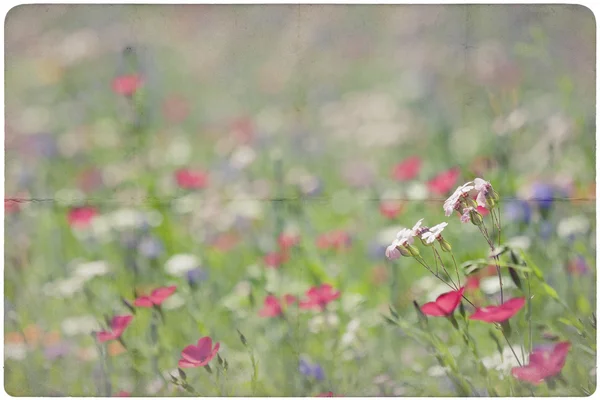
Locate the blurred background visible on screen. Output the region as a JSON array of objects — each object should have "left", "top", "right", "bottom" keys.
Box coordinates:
[{"left": 4, "top": 4, "right": 596, "bottom": 396}]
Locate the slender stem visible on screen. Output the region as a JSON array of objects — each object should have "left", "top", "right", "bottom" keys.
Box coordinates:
[
  {"left": 450, "top": 252, "right": 462, "bottom": 287},
  {"left": 431, "top": 248, "right": 458, "bottom": 289},
  {"left": 527, "top": 275, "right": 533, "bottom": 354},
  {"left": 501, "top": 329, "right": 523, "bottom": 367}
]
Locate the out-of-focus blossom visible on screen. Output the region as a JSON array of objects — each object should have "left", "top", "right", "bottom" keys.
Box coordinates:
[
  {"left": 504, "top": 199, "right": 531, "bottom": 225},
  {"left": 299, "top": 358, "right": 325, "bottom": 381},
  {"left": 68, "top": 206, "right": 98, "bottom": 228},
  {"left": 165, "top": 254, "right": 200, "bottom": 276},
  {"left": 469, "top": 297, "right": 525, "bottom": 323},
  {"left": 308, "top": 313, "right": 340, "bottom": 333},
  {"left": 73, "top": 260, "right": 110, "bottom": 281},
  {"left": 96, "top": 315, "right": 133, "bottom": 343},
  {"left": 178, "top": 336, "right": 220, "bottom": 368},
  {"left": 391, "top": 156, "right": 421, "bottom": 181},
  {"left": 278, "top": 231, "right": 300, "bottom": 251},
  {"left": 134, "top": 286, "right": 176, "bottom": 307},
  {"left": 263, "top": 251, "right": 289, "bottom": 269},
  {"left": 482, "top": 346, "right": 524, "bottom": 379},
  {"left": 341, "top": 161, "right": 375, "bottom": 188},
  {"left": 258, "top": 294, "right": 296, "bottom": 317},
  {"left": 61, "top": 315, "right": 100, "bottom": 337},
  {"left": 299, "top": 284, "right": 341, "bottom": 311},
  {"left": 557, "top": 215, "right": 590, "bottom": 239},
  {"left": 530, "top": 182, "right": 555, "bottom": 210},
  {"left": 5, "top": 199, "right": 20, "bottom": 214},
  {"left": 427, "top": 168, "right": 461, "bottom": 196},
  {"left": 379, "top": 201, "right": 404, "bottom": 219},
  {"left": 186, "top": 267, "right": 208, "bottom": 288},
  {"left": 316, "top": 230, "right": 351, "bottom": 251},
  {"left": 112, "top": 74, "right": 143, "bottom": 96},
  {"left": 138, "top": 236, "right": 164, "bottom": 259},
  {"left": 230, "top": 146, "right": 257, "bottom": 170},
  {"left": 567, "top": 256, "right": 590, "bottom": 275},
  {"left": 43, "top": 276, "right": 86, "bottom": 298},
  {"left": 479, "top": 275, "right": 516, "bottom": 295},
  {"left": 512, "top": 342, "right": 571, "bottom": 385},
  {"left": 44, "top": 341, "right": 71, "bottom": 360},
  {"left": 175, "top": 168, "right": 209, "bottom": 189}
]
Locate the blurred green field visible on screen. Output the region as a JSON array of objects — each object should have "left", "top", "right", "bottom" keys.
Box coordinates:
[{"left": 4, "top": 4, "right": 597, "bottom": 397}]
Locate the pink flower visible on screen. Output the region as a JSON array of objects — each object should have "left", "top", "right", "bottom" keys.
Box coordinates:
[
  {"left": 299, "top": 284, "right": 340, "bottom": 311},
  {"left": 512, "top": 342, "right": 571, "bottom": 385},
  {"left": 473, "top": 178, "right": 493, "bottom": 207},
  {"left": 460, "top": 207, "right": 474, "bottom": 223},
  {"left": 427, "top": 168, "right": 461, "bottom": 196},
  {"left": 175, "top": 168, "right": 209, "bottom": 189},
  {"left": 392, "top": 157, "right": 421, "bottom": 181},
  {"left": 112, "top": 74, "right": 143, "bottom": 96},
  {"left": 379, "top": 201, "right": 403, "bottom": 219},
  {"left": 178, "top": 336, "right": 220, "bottom": 368},
  {"left": 134, "top": 286, "right": 176, "bottom": 307},
  {"left": 68, "top": 206, "right": 98, "bottom": 228},
  {"left": 316, "top": 230, "right": 351, "bottom": 251},
  {"left": 96, "top": 315, "right": 133, "bottom": 343},
  {"left": 259, "top": 294, "right": 296, "bottom": 317},
  {"left": 5, "top": 199, "right": 20, "bottom": 214},
  {"left": 420, "top": 287, "right": 465, "bottom": 317},
  {"left": 264, "top": 252, "right": 289, "bottom": 268},
  {"left": 278, "top": 232, "right": 300, "bottom": 250},
  {"left": 385, "top": 244, "right": 401, "bottom": 260},
  {"left": 316, "top": 392, "right": 337, "bottom": 397},
  {"left": 469, "top": 297, "right": 525, "bottom": 323},
  {"left": 443, "top": 182, "right": 474, "bottom": 216},
  {"left": 477, "top": 205, "right": 489, "bottom": 216}
]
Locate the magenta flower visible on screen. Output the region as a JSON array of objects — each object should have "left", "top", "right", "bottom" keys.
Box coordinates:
[
  {"left": 259, "top": 294, "right": 297, "bottom": 318},
  {"left": 469, "top": 297, "right": 525, "bottom": 323},
  {"left": 134, "top": 286, "right": 177, "bottom": 307},
  {"left": 299, "top": 284, "right": 340, "bottom": 311},
  {"left": 178, "top": 336, "right": 220, "bottom": 368},
  {"left": 96, "top": 315, "right": 133, "bottom": 343},
  {"left": 512, "top": 341, "right": 571, "bottom": 385},
  {"left": 420, "top": 287, "right": 465, "bottom": 317}
]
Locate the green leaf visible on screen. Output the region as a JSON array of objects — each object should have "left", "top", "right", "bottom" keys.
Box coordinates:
[
  {"left": 519, "top": 250, "right": 544, "bottom": 280},
  {"left": 542, "top": 283, "right": 560, "bottom": 301}
]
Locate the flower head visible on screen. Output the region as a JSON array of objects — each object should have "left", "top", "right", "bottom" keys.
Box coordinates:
[
  {"left": 469, "top": 297, "right": 525, "bottom": 323},
  {"left": 420, "top": 287, "right": 465, "bottom": 317},
  {"left": 96, "top": 315, "right": 133, "bottom": 343},
  {"left": 443, "top": 182, "right": 474, "bottom": 216},
  {"left": 299, "top": 284, "right": 340, "bottom": 311},
  {"left": 421, "top": 222, "right": 448, "bottom": 244},
  {"left": 385, "top": 244, "right": 401, "bottom": 260},
  {"left": 427, "top": 168, "right": 461, "bottom": 196},
  {"left": 68, "top": 206, "right": 98, "bottom": 228},
  {"left": 112, "top": 74, "right": 143, "bottom": 96},
  {"left": 259, "top": 294, "right": 296, "bottom": 317},
  {"left": 392, "top": 156, "right": 421, "bottom": 181},
  {"left": 299, "top": 358, "right": 325, "bottom": 381},
  {"left": 175, "top": 168, "right": 209, "bottom": 189},
  {"left": 178, "top": 336, "right": 220, "bottom": 368},
  {"left": 264, "top": 251, "right": 289, "bottom": 269},
  {"left": 134, "top": 286, "right": 176, "bottom": 308},
  {"left": 511, "top": 341, "right": 571, "bottom": 385}
]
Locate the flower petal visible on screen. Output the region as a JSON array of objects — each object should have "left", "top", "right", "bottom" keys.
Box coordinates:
[
  {"left": 111, "top": 315, "right": 133, "bottom": 331},
  {"left": 133, "top": 297, "right": 154, "bottom": 308},
  {"left": 178, "top": 358, "right": 200, "bottom": 368},
  {"left": 420, "top": 302, "right": 448, "bottom": 317},
  {"left": 96, "top": 331, "right": 116, "bottom": 343},
  {"left": 511, "top": 365, "right": 545, "bottom": 385},
  {"left": 434, "top": 288, "right": 465, "bottom": 314},
  {"left": 150, "top": 286, "right": 177, "bottom": 305}
]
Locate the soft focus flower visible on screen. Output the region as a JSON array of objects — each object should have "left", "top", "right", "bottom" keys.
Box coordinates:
[
  {"left": 138, "top": 236, "right": 164, "bottom": 259},
  {"left": 391, "top": 156, "right": 421, "bottom": 181},
  {"left": 427, "top": 168, "right": 461, "bottom": 196},
  {"left": 512, "top": 342, "right": 571, "bottom": 385},
  {"left": 299, "top": 358, "right": 325, "bottom": 381},
  {"left": 68, "top": 206, "right": 98, "bottom": 228},
  {"left": 61, "top": 315, "right": 101, "bottom": 337},
  {"left": 278, "top": 231, "right": 300, "bottom": 250},
  {"left": 263, "top": 251, "right": 289, "bottom": 268},
  {"left": 443, "top": 182, "right": 474, "bottom": 216},
  {"left": 73, "top": 260, "right": 110, "bottom": 280},
  {"left": 299, "top": 284, "right": 340, "bottom": 311},
  {"left": 557, "top": 215, "right": 590, "bottom": 239},
  {"left": 178, "top": 336, "right": 220, "bottom": 368},
  {"left": 259, "top": 294, "right": 296, "bottom": 317},
  {"left": 165, "top": 254, "right": 200, "bottom": 276},
  {"left": 175, "top": 168, "right": 209, "bottom": 189},
  {"left": 186, "top": 267, "right": 209, "bottom": 287},
  {"left": 530, "top": 182, "right": 555, "bottom": 210},
  {"left": 469, "top": 297, "right": 525, "bottom": 323},
  {"left": 5, "top": 199, "right": 20, "bottom": 214},
  {"left": 112, "top": 74, "right": 143, "bottom": 96},
  {"left": 162, "top": 94, "right": 189, "bottom": 124},
  {"left": 316, "top": 230, "right": 351, "bottom": 251},
  {"left": 115, "top": 391, "right": 131, "bottom": 397},
  {"left": 504, "top": 199, "right": 532, "bottom": 225},
  {"left": 43, "top": 276, "right": 85, "bottom": 298},
  {"left": 96, "top": 315, "right": 133, "bottom": 343},
  {"left": 44, "top": 341, "right": 71, "bottom": 360},
  {"left": 134, "top": 286, "right": 176, "bottom": 307},
  {"left": 482, "top": 346, "right": 524, "bottom": 379},
  {"left": 308, "top": 313, "right": 340, "bottom": 333},
  {"left": 420, "top": 222, "right": 448, "bottom": 244},
  {"left": 379, "top": 201, "right": 404, "bottom": 219},
  {"left": 420, "top": 287, "right": 465, "bottom": 317},
  {"left": 567, "top": 256, "right": 589, "bottom": 275}
]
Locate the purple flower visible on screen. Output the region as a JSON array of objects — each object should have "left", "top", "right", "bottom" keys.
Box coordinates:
[
  {"left": 299, "top": 358, "right": 325, "bottom": 381},
  {"left": 138, "top": 236, "right": 164, "bottom": 259},
  {"left": 186, "top": 267, "right": 208, "bottom": 288},
  {"left": 504, "top": 199, "right": 531, "bottom": 225},
  {"left": 44, "top": 342, "right": 71, "bottom": 360},
  {"left": 531, "top": 183, "right": 554, "bottom": 210}
]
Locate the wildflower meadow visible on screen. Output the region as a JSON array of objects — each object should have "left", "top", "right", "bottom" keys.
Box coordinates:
[{"left": 4, "top": 4, "right": 597, "bottom": 397}]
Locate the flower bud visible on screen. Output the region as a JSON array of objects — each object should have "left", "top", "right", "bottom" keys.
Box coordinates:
[
  {"left": 406, "top": 244, "right": 420, "bottom": 257},
  {"left": 439, "top": 238, "right": 452, "bottom": 252},
  {"left": 470, "top": 210, "right": 484, "bottom": 226}
]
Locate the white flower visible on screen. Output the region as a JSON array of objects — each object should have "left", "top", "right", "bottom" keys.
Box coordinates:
[
  {"left": 411, "top": 218, "right": 424, "bottom": 234},
  {"left": 395, "top": 228, "right": 415, "bottom": 246},
  {"left": 460, "top": 207, "right": 474, "bottom": 223},
  {"left": 481, "top": 346, "right": 526, "bottom": 379},
  {"left": 43, "top": 277, "right": 85, "bottom": 298},
  {"left": 557, "top": 215, "right": 590, "bottom": 238},
  {"left": 5, "top": 343, "right": 27, "bottom": 360},
  {"left": 444, "top": 182, "right": 474, "bottom": 216},
  {"left": 61, "top": 315, "right": 100, "bottom": 336},
  {"left": 406, "top": 182, "right": 429, "bottom": 201},
  {"left": 506, "top": 236, "right": 531, "bottom": 250},
  {"left": 164, "top": 254, "right": 200, "bottom": 276},
  {"left": 162, "top": 293, "right": 185, "bottom": 310},
  {"left": 73, "top": 260, "right": 110, "bottom": 281},
  {"left": 385, "top": 244, "right": 401, "bottom": 260},
  {"left": 421, "top": 222, "right": 448, "bottom": 244},
  {"left": 473, "top": 178, "right": 492, "bottom": 207},
  {"left": 308, "top": 313, "right": 339, "bottom": 333}
]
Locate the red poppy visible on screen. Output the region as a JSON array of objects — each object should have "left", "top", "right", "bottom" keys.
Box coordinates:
[
  {"left": 299, "top": 284, "right": 340, "bottom": 311},
  {"left": 264, "top": 251, "right": 289, "bottom": 268},
  {"left": 5, "top": 199, "right": 20, "bottom": 214},
  {"left": 316, "top": 230, "right": 351, "bottom": 251},
  {"left": 68, "top": 206, "right": 98, "bottom": 228},
  {"left": 391, "top": 156, "right": 421, "bottom": 181},
  {"left": 469, "top": 297, "right": 525, "bottom": 323},
  {"left": 379, "top": 201, "right": 404, "bottom": 219},
  {"left": 278, "top": 232, "right": 300, "bottom": 251},
  {"left": 427, "top": 168, "right": 461, "bottom": 196},
  {"left": 96, "top": 315, "right": 133, "bottom": 343},
  {"left": 511, "top": 341, "right": 571, "bottom": 385},
  {"left": 134, "top": 286, "right": 176, "bottom": 307},
  {"left": 175, "top": 168, "right": 209, "bottom": 189},
  {"left": 420, "top": 287, "right": 465, "bottom": 317},
  {"left": 112, "top": 74, "right": 143, "bottom": 96},
  {"left": 178, "top": 336, "right": 220, "bottom": 368},
  {"left": 258, "top": 294, "right": 296, "bottom": 317}
]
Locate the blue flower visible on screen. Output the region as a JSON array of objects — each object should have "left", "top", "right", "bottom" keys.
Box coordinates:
[
  {"left": 504, "top": 199, "right": 532, "bottom": 225},
  {"left": 186, "top": 267, "right": 208, "bottom": 288},
  {"left": 531, "top": 183, "right": 555, "bottom": 210},
  {"left": 138, "top": 236, "right": 164, "bottom": 259},
  {"left": 299, "top": 358, "right": 325, "bottom": 381}
]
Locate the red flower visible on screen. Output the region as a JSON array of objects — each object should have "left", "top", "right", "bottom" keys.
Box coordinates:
[
  {"left": 278, "top": 232, "right": 300, "bottom": 251},
  {"left": 391, "top": 156, "right": 421, "bottom": 181},
  {"left": 469, "top": 297, "right": 525, "bottom": 323},
  {"left": 175, "top": 168, "right": 209, "bottom": 189},
  {"left": 379, "top": 201, "right": 404, "bottom": 219},
  {"left": 476, "top": 205, "right": 489, "bottom": 217},
  {"left": 68, "top": 206, "right": 98, "bottom": 228},
  {"left": 112, "top": 74, "right": 143, "bottom": 96},
  {"left": 96, "top": 315, "right": 133, "bottom": 343},
  {"left": 465, "top": 276, "right": 480, "bottom": 292},
  {"left": 134, "top": 286, "right": 176, "bottom": 307},
  {"left": 259, "top": 294, "right": 296, "bottom": 317},
  {"left": 264, "top": 251, "right": 289, "bottom": 268},
  {"left": 178, "top": 336, "right": 220, "bottom": 368},
  {"left": 512, "top": 342, "right": 571, "bottom": 385},
  {"left": 427, "top": 168, "right": 461, "bottom": 196},
  {"left": 299, "top": 284, "right": 340, "bottom": 311},
  {"left": 5, "top": 199, "right": 20, "bottom": 214},
  {"left": 316, "top": 230, "right": 351, "bottom": 251},
  {"left": 420, "top": 287, "right": 465, "bottom": 317}
]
